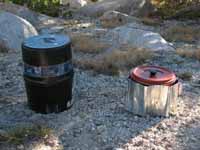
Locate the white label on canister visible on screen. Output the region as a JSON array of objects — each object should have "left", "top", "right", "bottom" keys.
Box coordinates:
[{"left": 24, "top": 60, "right": 73, "bottom": 77}]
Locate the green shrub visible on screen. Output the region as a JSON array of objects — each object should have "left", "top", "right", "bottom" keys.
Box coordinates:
[
  {"left": 4, "top": 0, "right": 60, "bottom": 17},
  {"left": 151, "top": 0, "right": 200, "bottom": 18}
]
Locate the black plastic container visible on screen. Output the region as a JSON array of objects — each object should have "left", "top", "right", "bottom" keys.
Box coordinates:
[{"left": 22, "top": 34, "right": 74, "bottom": 113}]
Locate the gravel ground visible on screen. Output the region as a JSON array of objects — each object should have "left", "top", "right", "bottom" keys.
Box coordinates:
[{"left": 0, "top": 44, "right": 200, "bottom": 150}]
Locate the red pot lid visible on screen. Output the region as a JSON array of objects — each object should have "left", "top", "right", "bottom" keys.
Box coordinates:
[{"left": 130, "top": 66, "right": 177, "bottom": 86}]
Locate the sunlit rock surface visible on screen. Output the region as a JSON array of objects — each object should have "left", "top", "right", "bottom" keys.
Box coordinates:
[{"left": 0, "top": 12, "right": 38, "bottom": 52}]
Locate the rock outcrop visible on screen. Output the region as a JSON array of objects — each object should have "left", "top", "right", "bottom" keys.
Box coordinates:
[
  {"left": 107, "top": 24, "right": 174, "bottom": 52},
  {"left": 0, "top": 2, "right": 39, "bottom": 26},
  {"left": 0, "top": 12, "right": 38, "bottom": 52},
  {"left": 0, "top": 2, "right": 65, "bottom": 31},
  {"left": 61, "top": 0, "right": 88, "bottom": 9},
  {"left": 76, "top": 0, "right": 156, "bottom": 17}
]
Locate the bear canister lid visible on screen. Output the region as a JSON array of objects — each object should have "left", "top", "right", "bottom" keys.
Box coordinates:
[
  {"left": 130, "top": 66, "right": 177, "bottom": 86},
  {"left": 22, "top": 34, "right": 71, "bottom": 66}
]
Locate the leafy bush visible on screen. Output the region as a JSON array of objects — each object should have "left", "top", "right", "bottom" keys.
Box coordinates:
[
  {"left": 151, "top": 0, "right": 200, "bottom": 18},
  {"left": 3, "top": 0, "right": 60, "bottom": 16}
]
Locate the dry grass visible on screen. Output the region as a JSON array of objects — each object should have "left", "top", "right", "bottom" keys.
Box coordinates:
[
  {"left": 178, "top": 72, "right": 193, "bottom": 81},
  {"left": 74, "top": 58, "right": 119, "bottom": 75},
  {"left": 99, "top": 11, "right": 130, "bottom": 28},
  {"left": 162, "top": 26, "right": 200, "bottom": 43},
  {"left": 0, "top": 40, "right": 9, "bottom": 53},
  {"left": 0, "top": 125, "right": 53, "bottom": 145},
  {"left": 176, "top": 48, "right": 200, "bottom": 61},
  {"left": 72, "top": 34, "right": 110, "bottom": 53},
  {"left": 140, "top": 17, "right": 161, "bottom": 26},
  {"left": 100, "top": 18, "right": 125, "bottom": 28},
  {"left": 74, "top": 46, "right": 153, "bottom": 75}
]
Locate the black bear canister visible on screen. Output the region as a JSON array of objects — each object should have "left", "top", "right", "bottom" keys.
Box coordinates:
[{"left": 22, "top": 34, "right": 74, "bottom": 113}]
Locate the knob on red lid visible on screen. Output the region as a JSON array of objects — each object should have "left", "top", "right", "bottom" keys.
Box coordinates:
[{"left": 130, "top": 66, "right": 177, "bottom": 86}]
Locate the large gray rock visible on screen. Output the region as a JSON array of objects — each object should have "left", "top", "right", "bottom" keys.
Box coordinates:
[
  {"left": 61, "top": 0, "right": 88, "bottom": 9},
  {"left": 0, "top": 12, "right": 38, "bottom": 52},
  {"left": 0, "top": 2, "right": 64, "bottom": 31},
  {"left": 99, "top": 11, "right": 136, "bottom": 28},
  {"left": 76, "top": 0, "right": 156, "bottom": 17},
  {"left": 0, "top": 2, "right": 39, "bottom": 26},
  {"left": 107, "top": 24, "right": 174, "bottom": 52}
]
